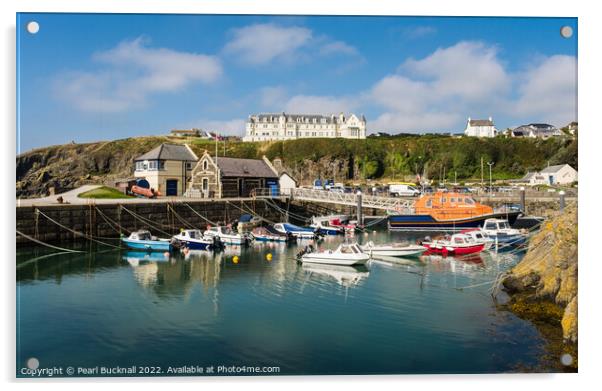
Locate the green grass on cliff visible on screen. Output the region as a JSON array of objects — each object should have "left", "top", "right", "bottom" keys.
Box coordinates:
[{"left": 78, "top": 186, "right": 134, "bottom": 199}]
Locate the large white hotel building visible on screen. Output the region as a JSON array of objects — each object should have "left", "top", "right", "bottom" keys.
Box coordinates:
[{"left": 242, "top": 112, "right": 367, "bottom": 142}]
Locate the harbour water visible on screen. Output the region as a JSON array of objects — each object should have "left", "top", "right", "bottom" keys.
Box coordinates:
[{"left": 17, "top": 230, "right": 550, "bottom": 376}]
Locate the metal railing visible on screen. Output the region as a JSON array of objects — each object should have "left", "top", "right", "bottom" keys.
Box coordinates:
[{"left": 253, "top": 187, "right": 414, "bottom": 212}]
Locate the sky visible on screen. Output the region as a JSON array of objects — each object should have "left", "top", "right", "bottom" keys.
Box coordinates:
[{"left": 16, "top": 13, "right": 577, "bottom": 151}]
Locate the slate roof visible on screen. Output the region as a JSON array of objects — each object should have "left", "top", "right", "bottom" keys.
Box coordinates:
[
  {"left": 135, "top": 144, "right": 198, "bottom": 162},
  {"left": 215, "top": 157, "right": 278, "bottom": 178},
  {"left": 468, "top": 119, "right": 494, "bottom": 126},
  {"left": 541, "top": 164, "right": 572, "bottom": 174}
]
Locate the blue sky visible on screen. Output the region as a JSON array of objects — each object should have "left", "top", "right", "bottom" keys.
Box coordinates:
[{"left": 17, "top": 13, "right": 577, "bottom": 151}]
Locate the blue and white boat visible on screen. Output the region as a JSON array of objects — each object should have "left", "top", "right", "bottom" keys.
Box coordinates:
[
  {"left": 273, "top": 223, "right": 318, "bottom": 239},
  {"left": 310, "top": 216, "right": 345, "bottom": 235},
  {"left": 121, "top": 230, "right": 172, "bottom": 252},
  {"left": 250, "top": 226, "right": 292, "bottom": 242},
  {"left": 482, "top": 218, "right": 528, "bottom": 248},
  {"left": 172, "top": 229, "right": 217, "bottom": 251}
]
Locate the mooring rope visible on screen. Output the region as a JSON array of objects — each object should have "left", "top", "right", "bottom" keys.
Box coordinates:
[
  {"left": 119, "top": 205, "right": 173, "bottom": 236},
  {"left": 16, "top": 230, "right": 85, "bottom": 253},
  {"left": 182, "top": 203, "right": 219, "bottom": 226},
  {"left": 95, "top": 207, "right": 131, "bottom": 235},
  {"left": 225, "top": 200, "right": 278, "bottom": 225},
  {"left": 34, "top": 209, "right": 122, "bottom": 249},
  {"left": 167, "top": 203, "right": 198, "bottom": 229}
]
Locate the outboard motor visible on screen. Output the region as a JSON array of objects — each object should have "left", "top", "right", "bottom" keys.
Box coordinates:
[
  {"left": 170, "top": 237, "right": 183, "bottom": 250},
  {"left": 211, "top": 236, "right": 225, "bottom": 252}
]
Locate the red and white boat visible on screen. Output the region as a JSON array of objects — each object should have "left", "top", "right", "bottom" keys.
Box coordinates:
[{"left": 420, "top": 233, "right": 485, "bottom": 256}]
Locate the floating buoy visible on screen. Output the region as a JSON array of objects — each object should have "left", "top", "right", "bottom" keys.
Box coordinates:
[
  {"left": 163, "top": 252, "right": 170, "bottom": 258},
  {"left": 364, "top": 232, "right": 369, "bottom": 236},
  {"left": 373, "top": 230, "right": 376, "bottom": 234},
  {"left": 266, "top": 253, "right": 272, "bottom": 261},
  {"left": 233, "top": 256, "right": 239, "bottom": 264},
  {"left": 183, "top": 248, "right": 189, "bottom": 255}
]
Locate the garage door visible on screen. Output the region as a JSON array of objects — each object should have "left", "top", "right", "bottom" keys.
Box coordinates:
[{"left": 166, "top": 179, "right": 178, "bottom": 196}]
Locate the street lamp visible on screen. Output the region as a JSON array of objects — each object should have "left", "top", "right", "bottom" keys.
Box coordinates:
[{"left": 487, "top": 161, "right": 495, "bottom": 193}]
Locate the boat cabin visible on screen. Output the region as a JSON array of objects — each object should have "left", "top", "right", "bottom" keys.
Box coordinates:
[
  {"left": 179, "top": 229, "right": 204, "bottom": 239},
  {"left": 129, "top": 230, "right": 154, "bottom": 241},
  {"left": 414, "top": 192, "right": 493, "bottom": 220},
  {"left": 338, "top": 243, "right": 364, "bottom": 254}
]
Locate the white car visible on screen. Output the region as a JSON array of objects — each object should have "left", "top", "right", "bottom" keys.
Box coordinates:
[{"left": 389, "top": 184, "right": 420, "bottom": 197}]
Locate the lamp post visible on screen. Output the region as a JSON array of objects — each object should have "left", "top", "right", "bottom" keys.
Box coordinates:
[{"left": 487, "top": 161, "right": 495, "bottom": 193}]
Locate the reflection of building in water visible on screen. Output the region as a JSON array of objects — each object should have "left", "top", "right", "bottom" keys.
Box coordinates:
[{"left": 187, "top": 252, "right": 222, "bottom": 292}]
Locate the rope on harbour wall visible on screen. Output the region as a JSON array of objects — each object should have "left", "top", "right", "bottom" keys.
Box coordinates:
[
  {"left": 34, "top": 209, "right": 122, "bottom": 249},
  {"left": 119, "top": 205, "right": 173, "bottom": 236},
  {"left": 95, "top": 206, "right": 131, "bottom": 235},
  {"left": 183, "top": 203, "right": 219, "bottom": 226},
  {"left": 225, "top": 200, "right": 278, "bottom": 225},
  {"left": 16, "top": 230, "right": 85, "bottom": 253},
  {"left": 167, "top": 203, "right": 197, "bottom": 230}
]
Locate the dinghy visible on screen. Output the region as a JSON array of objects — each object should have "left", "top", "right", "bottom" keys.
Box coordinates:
[
  {"left": 250, "top": 226, "right": 292, "bottom": 243},
  {"left": 360, "top": 241, "right": 427, "bottom": 257},
  {"left": 297, "top": 242, "right": 369, "bottom": 266}
]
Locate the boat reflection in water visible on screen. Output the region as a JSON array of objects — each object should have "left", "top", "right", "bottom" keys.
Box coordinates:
[{"left": 301, "top": 262, "right": 370, "bottom": 288}]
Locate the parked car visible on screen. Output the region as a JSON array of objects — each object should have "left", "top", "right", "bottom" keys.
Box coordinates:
[
  {"left": 389, "top": 183, "right": 421, "bottom": 197},
  {"left": 452, "top": 186, "right": 472, "bottom": 193}
]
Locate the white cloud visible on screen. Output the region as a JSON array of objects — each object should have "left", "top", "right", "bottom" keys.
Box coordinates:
[
  {"left": 223, "top": 23, "right": 361, "bottom": 66},
  {"left": 405, "top": 26, "right": 437, "bottom": 39},
  {"left": 509, "top": 55, "right": 577, "bottom": 126},
  {"left": 223, "top": 24, "right": 313, "bottom": 65},
  {"left": 259, "top": 86, "right": 288, "bottom": 108},
  {"left": 54, "top": 37, "right": 222, "bottom": 113},
  {"left": 319, "top": 41, "right": 359, "bottom": 57}
]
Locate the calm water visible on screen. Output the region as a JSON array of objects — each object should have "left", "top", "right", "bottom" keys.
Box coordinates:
[{"left": 16, "top": 231, "right": 548, "bottom": 376}]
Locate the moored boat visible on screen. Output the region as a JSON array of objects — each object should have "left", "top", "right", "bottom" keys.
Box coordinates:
[
  {"left": 121, "top": 230, "right": 172, "bottom": 252},
  {"left": 250, "top": 226, "right": 292, "bottom": 242},
  {"left": 297, "top": 242, "right": 369, "bottom": 266},
  {"left": 360, "top": 241, "right": 427, "bottom": 257},
  {"left": 310, "top": 216, "right": 345, "bottom": 235},
  {"left": 203, "top": 225, "right": 248, "bottom": 245},
  {"left": 172, "top": 229, "right": 222, "bottom": 251},
  {"left": 388, "top": 191, "right": 520, "bottom": 231},
  {"left": 460, "top": 228, "right": 495, "bottom": 250},
  {"left": 420, "top": 233, "right": 485, "bottom": 256},
  {"left": 273, "top": 223, "right": 318, "bottom": 239},
  {"left": 482, "top": 218, "right": 528, "bottom": 248}
]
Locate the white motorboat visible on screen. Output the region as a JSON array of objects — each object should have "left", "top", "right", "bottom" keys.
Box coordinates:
[
  {"left": 204, "top": 225, "right": 248, "bottom": 245},
  {"left": 460, "top": 228, "right": 495, "bottom": 250},
  {"left": 482, "top": 218, "right": 528, "bottom": 248},
  {"left": 297, "top": 242, "right": 369, "bottom": 266},
  {"left": 273, "top": 223, "right": 318, "bottom": 239},
  {"left": 172, "top": 229, "right": 220, "bottom": 251},
  {"left": 360, "top": 241, "right": 427, "bottom": 258}
]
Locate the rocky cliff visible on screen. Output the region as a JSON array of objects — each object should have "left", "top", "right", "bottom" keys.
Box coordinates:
[{"left": 502, "top": 203, "right": 577, "bottom": 345}]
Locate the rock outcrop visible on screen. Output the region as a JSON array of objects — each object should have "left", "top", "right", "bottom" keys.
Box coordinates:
[{"left": 503, "top": 203, "right": 578, "bottom": 343}]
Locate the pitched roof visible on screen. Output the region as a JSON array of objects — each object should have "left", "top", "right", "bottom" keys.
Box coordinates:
[
  {"left": 135, "top": 143, "right": 198, "bottom": 162},
  {"left": 215, "top": 157, "right": 277, "bottom": 178},
  {"left": 541, "top": 164, "right": 572, "bottom": 174},
  {"left": 469, "top": 119, "right": 494, "bottom": 126}
]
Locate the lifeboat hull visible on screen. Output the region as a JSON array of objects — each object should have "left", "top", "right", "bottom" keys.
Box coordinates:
[{"left": 388, "top": 211, "right": 520, "bottom": 231}]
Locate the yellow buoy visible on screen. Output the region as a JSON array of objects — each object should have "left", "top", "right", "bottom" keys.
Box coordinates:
[
  {"left": 233, "top": 256, "right": 239, "bottom": 264},
  {"left": 163, "top": 252, "right": 170, "bottom": 258},
  {"left": 266, "top": 253, "right": 273, "bottom": 261}
]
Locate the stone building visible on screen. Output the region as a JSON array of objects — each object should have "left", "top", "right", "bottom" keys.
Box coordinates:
[
  {"left": 242, "top": 112, "right": 367, "bottom": 142},
  {"left": 187, "top": 152, "right": 279, "bottom": 198}
]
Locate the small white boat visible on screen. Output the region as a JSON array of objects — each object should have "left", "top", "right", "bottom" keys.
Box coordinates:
[
  {"left": 360, "top": 241, "right": 427, "bottom": 258},
  {"left": 460, "top": 228, "right": 495, "bottom": 250},
  {"left": 482, "top": 218, "right": 528, "bottom": 248},
  {"left": 204, "top": 225, "right": 248, "bottom": 245},
  {"left": 273, "top": 223, "right": 318, "bottom": 239},
  {"left": 172, "top": 229, "right": 220, "bottom": 251},
  {"left": 297, "top": 242, "right": 369, "bottom": 266}
]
